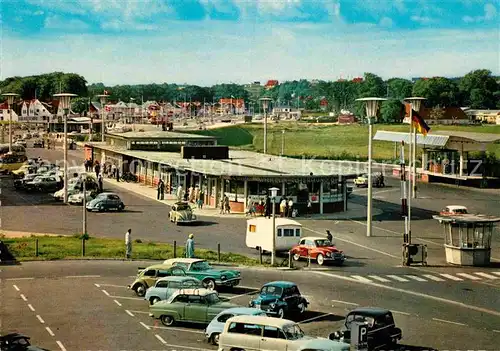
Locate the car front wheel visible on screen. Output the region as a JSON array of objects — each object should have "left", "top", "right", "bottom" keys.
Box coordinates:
[
  {"left": 161, "top": 315, "right": 175, "bottom": 326},
  {"left": 276, "top": 308, "right": 285, "bottom": 319},
  {"left": 297, "top": 302, "right": 306, "bottom": 314},
  {"left": 293, "top": 252, "right": 300, "bottom": 261},
  {"left": 134, "top": 284, "right": 146, "bottom": 297},
  {"left": 316, "top": 254, "right": 325, "bottom": 266},
  {"left": 150, "top": 297, "right": 161, "bottom": 305},
  {"left": 203, "top": 279, "right": 216, "bottom": 290},
  {"left": 211, "top": 333, "right": 220, "bottom": 345}
]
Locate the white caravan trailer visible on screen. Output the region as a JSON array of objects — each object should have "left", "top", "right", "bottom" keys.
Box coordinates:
[{"left": 245, "top": 217, "right": 302, "bottom": 252}]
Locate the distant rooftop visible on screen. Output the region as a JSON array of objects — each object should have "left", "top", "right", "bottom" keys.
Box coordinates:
[{"left": 107, "top": 131, "right": 216, "bottom": 140}]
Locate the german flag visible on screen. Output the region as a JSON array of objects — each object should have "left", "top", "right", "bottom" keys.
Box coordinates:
[{"left": 412, "top": 108, "right": 430, "bottom": 136}]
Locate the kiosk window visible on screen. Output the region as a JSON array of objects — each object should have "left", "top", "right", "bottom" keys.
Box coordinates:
[{"left": 249, "top": 225, "right": 256, "bottom": 233}]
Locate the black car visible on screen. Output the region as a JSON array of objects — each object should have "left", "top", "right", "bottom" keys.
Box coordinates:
[
  {"left": 33, "top": 140, "right": 44, "bottom": 148},
  {"left": 0, "top": 333, "right": 49, "bottom": 351},
  {"left": 14, "top": 174, "right": 38, "bottom": 190},
  {"left": 249, "top": 281, "right": 309, "bottom": 319},
  {"left": 329, "top": 307, "right": 402, "bottom": 350}
]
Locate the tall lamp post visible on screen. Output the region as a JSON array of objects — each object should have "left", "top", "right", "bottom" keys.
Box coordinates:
[
  {"left": 96, "top": 94, "right": 108, "bottom": 142},
  {"left": 281, "top": 130, "right": 285, "bottom": 156},
  {"left": 404, "top": 97, "right": 426, "bottom": 200},
  {"left": 269, "top": 187, "right": 280, "bottom": 266},
  {"left": 54, "top": 93, "right": 78, "bottom": 204},
  {"left": 259, "top": 97, "right": 272, "bottom": 154},
  {"left": 356, "top": 97, "right": 386, "bottom": 237},
  {"left": 2, "top": 93, "right": 19, "bottom": 152}
]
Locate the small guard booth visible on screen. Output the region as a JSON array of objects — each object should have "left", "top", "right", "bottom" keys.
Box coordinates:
[{"left": 433, "top": 214, "right": 499, "bottom": 266}]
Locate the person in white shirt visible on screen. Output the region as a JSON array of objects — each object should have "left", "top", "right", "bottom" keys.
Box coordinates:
[
  {"left": 125, "top": 229, "right": 132, "bottom": 259},
  {"left": 287, "top": 198, "right": 294, "bottom": 217}
]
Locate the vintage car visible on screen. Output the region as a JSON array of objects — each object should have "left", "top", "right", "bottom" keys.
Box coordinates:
[
  {"left": 24, "top": 175, "right": 60, "bottom": 192},
  {"left": 205, "top": 307, "right": 267, "bottom": 345},
  {"left": 0, "top": 333, "right": 49, "bottom": 351},
  {"left": 14, "top": 174, "right": 38, "bottom": 190},
  {"left": 86, "top": 192, "right": 125, "bottom": 212},
  {"left": 128, "top": 264, "right": 187, "bottom": 297},
  {"left": 353, "top": 173, "right": 384, "bottom": 188},
  {"left": 68, "top": 190, "right": 97, "bottom": 205},
  {"left": 440, "top": 205, "right": 468, "bottom": 216},
  {"left": 329, "top": 307, "right": 402, "bottom": 350},
  {"left": 149, "top": 288, "right": 239, "bottom": 326},
  {"left": 168, "top": 201, "right": 198, "bottom": 225},
  {"left": 12, "top": 164, "right": 37, "bottom": 178},
  {"left": 33, "top": 139, "right": 44, "bottom": 148},
  {"left": 249, "top": 281, "right": 308, "bottom": 318},
  {"left": 290, "top": 237, "right": 345, "bottom": 266},
  {"left": 163, "top": 258, "right": 241, "bottom": 290},
  {"left": 145, "top": 276, "right": 202, "bottom": 305}
]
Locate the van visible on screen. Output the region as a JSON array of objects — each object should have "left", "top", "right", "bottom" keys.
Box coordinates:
[
  {"left": 246, "top": 217, "right": 302, "bottom": 253},
  {"left": 218, "top": 315, "right": 349, "bottom": 351}
]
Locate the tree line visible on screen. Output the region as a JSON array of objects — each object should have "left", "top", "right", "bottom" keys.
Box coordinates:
[{"left": 1, "top": 69, "right": 498, "bottom": 122}]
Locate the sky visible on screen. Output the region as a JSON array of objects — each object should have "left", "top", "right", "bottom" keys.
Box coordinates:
[{"left": 1, "top": 0, "right": 499, "bottom": 86}]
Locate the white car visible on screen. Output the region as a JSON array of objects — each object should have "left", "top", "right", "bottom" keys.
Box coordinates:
[{"left": 68, "top": 190, "right": 95, "bottom": 205}]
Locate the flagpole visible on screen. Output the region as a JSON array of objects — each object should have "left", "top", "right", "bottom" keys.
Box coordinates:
[
  {"left": 407, "top": 108, "right": 412, "bottom": 245},
  {"left": 412, "top": 126, "right": 417, "bottom": 198}
]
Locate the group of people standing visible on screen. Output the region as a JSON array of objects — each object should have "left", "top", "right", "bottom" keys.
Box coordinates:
[
  {"left": 173, "top": 185, "right": 205, "bottom": 208},
  {"left": 246, "top": 195, "right": 297, "bottom": 218}
]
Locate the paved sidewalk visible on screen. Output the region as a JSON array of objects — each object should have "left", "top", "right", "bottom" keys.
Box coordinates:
[{"left": 103, "top": 177, "right": 379, "bottom": 220}]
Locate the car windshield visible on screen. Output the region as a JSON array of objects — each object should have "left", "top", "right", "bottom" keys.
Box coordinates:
[
  {"left": 177, "top": 204, "right": 191, "bottom": 211},
  {"left": 454, "top": 208, "right": 467, "bottom": 214},
  {"left": 95, "top": 194, "right": 107, "bottom": 200},
  {"left": 282, "top": 324, "right": 304, "bottom": 340},
  {"left": 260, "top": 285, "right": 282, "bottom": 296},
  {"left": 315, "top": 239, "right": 332, "bottom": 247},
  {"left": 190, "top": 261, "right": 211, "bottom": 271},
  {"left": 206, "top": 293, "right": 220, "bottom": 304}
]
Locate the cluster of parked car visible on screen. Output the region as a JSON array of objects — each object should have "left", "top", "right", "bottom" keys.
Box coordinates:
[
  {"left": 13, "top": 159, "right": 63, "bottom": 192},
  {"left": 126, "top": 259, "right": 402, "bottom": 350}
]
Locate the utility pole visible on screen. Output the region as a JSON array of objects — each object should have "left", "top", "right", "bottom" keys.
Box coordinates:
[{"left": 82, "top": 178, "right": 87, "bottom": 236}]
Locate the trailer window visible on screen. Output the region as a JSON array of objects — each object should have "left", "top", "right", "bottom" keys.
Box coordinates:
[
  {"left": 277, "top": 229, "right": 282, "bottom": 237},
  {"left": 295, "top": 229, "right": 301, "bottom": 237},
  {"left": 283, "top": 229, "right": 294, "bottom": 237},
  {"left": 249, "top": 225, "right": 256, "bottom": 232}
]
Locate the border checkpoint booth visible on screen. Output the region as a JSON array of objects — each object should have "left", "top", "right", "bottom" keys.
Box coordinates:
[{"left": 432, "top": 214, "right": 500, "bottom": 266}]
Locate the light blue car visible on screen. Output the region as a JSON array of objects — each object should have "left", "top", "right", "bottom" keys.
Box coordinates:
[
  {"left": 204, "top": 307, "right": 266, "bottom": 345},
  {"left": 144, "top": 276, "right": 202, "bottom": 305}
]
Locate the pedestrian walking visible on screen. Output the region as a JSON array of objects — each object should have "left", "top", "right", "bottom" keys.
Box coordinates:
[
  {"left": 98, "top": 174, "right": 103, "bottom": 193},
  {"left": 125, "top": 229, "right": 132, "bottom": 259},
  {"left": 326, "top": 230, "right": 333, "bottom": 243},
  {"left": 284, "top": 198, "right": 289, "bottom": 218},
  {"left": 157, "top": 179, "right": 165, "bottom": 200},
  {"left": 224, "top": 195, "right": 231, "bottom": 214},
  {"left": 287, "top": 198, "right": 294, "bottom": 217},
  {"left": 115, "top": 168, "right": 120, "bottom": 182},
  {"left": 307, "top": 199, "right": 312, "bottom": 217},
  {"left": 185, "top": 234, "right": 195, "bottom": 258},
  {"left": 197, "top": 190, "right": 204, "bottom": 209},
  {"left": 94, "top": 162, "right": 100, "bottom": 178},
  {"left": 264, "top": 195, "right": 271, "bottom": 218},
  {"left": 280, "top": 199, "right": 286, "bottom": 217}
]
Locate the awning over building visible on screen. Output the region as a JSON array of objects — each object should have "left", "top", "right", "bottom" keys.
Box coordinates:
[{"left": 374, "top": 131, "right": 449, "bottom": 147}]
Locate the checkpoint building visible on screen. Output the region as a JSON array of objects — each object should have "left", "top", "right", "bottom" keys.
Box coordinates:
[{"left": 84, "top": 131, "right": 362, "bottom": 214}]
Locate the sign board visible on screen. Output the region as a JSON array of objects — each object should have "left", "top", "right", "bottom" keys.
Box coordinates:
[{"left": 350, "top": 321, "right": 369, "bottom": 351}]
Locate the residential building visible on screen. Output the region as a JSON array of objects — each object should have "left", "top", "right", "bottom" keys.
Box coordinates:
[
  {"left": 20, "top": 99, "right": 54, "bottom": 122},
  {"left": 219, "top": 98, "right": 245, "bottom": 114},
  {"left": 0, "top": 102, "right": 20, "bottom": 122},
  {"left": 464, "top": 109, "right": 500, "bottom": 124},
  {"left": 403, "top": 104, "right": 471, "bottom": 125},
  {"left": 264, "top": 80, "right": 279, "bottom": 90},
  {"left": 271, "top": 107, "right": 301, "bottom": 120}
]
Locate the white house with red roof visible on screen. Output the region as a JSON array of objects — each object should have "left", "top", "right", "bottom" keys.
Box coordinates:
[
  {"left": 0, "top": 101, "right": 20, "bottom": 122},
  {"left": 20, "top": 99, "right": 54, "bottom": 122}
]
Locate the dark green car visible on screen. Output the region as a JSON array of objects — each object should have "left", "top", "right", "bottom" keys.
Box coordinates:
[
  {"left": 163, "top": 258, "right": 241, "bottom": 290},
  {"left": 149, "top": 288, "right": 240, "bottom": 326}
]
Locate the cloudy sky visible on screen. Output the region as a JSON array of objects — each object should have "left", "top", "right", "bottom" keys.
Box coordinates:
[{"left": 1, "top": 0, "right": 499, "bottom": 85}]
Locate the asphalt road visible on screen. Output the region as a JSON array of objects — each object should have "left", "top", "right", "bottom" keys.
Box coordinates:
[{"left": 1, "top": 261, "right": 500, "bottom": 350}]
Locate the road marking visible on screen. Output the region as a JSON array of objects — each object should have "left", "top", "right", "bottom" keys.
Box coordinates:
[
  {"left": 125, "top": 310, "right": 135, "bottom": 317},
  {"left": 20, "top": 294, "right": 28, "bottom": 301},
  {"left": 422, "top": 274, "right": 445, "bottom": 282},
  {"left": 298, "top": 313, "right": 332, "bottom": 324},
  {"left": 405, "top": 275, "right": 427, "bottom": 282},
  {"left": 13, "top": 284, "right": 20, "bottom": 291},
  {"left": 101, "top": 289, "right": 110, "bottom": 296},
  {"left": 492, "top": 272, "right": 500, "bottom": 277},
  {"left": 387, "top": 275, "right": 409, "bottom": 282},
  {"left": 456, "top": 273, "right": 481, "bottom": 280},
  {"left": 110, "top": 295, "right": 143, "bottom": 301},
  {"left": 474, "top": 272, "right": 499, "bottom": 280},
  {"left": 368, "top": 275, "right": 391, "bottom": 283},
  {"left": 238, "top": 285, "right": 261, "bottom": 290},
  {"left": 315, "top": 271, "right": 500, "bottom": 317},
  {"left": 351, "top": 275, "right": 373, "bottom": 283},
  {"left": 45, "top": 327, "right": 55, "bottom": 336},
  {"left": 227, "top": 290, "right": 258, "bottom": 299},
  {"left": 493, "top": 330, "right": 500, "bottom": 333},
  {"left": 97, "top": 283, "right": 127, "bottom": 288},
  {"left": 391, "top": 310, "right": 411, "bottom": 316},
  {"left": 155, "top": 334, "right": 167, "bottom": 344},
  {"left": 65, "top": 275, "right": 101, "bottom": 278},
  {"left": 303, "top": 226, "right": 399, "bottom": 259},
  {"left": 27, "top": 304, "right": 35, "bottom": 312},
  {"left": 432, "top": 318, "right": 466, "bottom": 326},
  {"left": 94, "top": 283, "right": 101, "bottom": 288},
  {"left": 149, "top": 325, "right": 204, "bottom": 334},
  {"left": 36, "top": 315, "right": 45, "bottom": 323},
  {"left": 331, "top": 299, "right": 359, "bottom": 306},
  {"left": 56, "top": 341, "right": 67, "bottom": 351},
  {"left": 114, "top": 299, "right": 122, "bottom": 307},
  {"left": 140, "top": 321, "right": 151, "bottom": 330},
  {"left": 129, "top": 310, "right": 150, "bottom": 314},
  {"left": 6, "top": 277, "right": 34, "bottom": 280},
  {"left": 439, "top": 274, "right": 463, "bottom": 281}
]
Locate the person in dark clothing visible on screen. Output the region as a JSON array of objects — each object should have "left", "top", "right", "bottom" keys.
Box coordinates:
[
  {"left": 94, "top": 162, "right": 100, "bottom": 178},
  {"left": 157, "top": 179, "right": 165, "bottom": 200},
  {"left": 115, "top": 168, "right": 120, "bottom": 182},
  {"left": 284, "top": 199, "right": 290, "bottom": 218},
  {"left": 98, "top": 174, "right": 103, "bottom": 193},
  {"left": 326, "top": 230, "right": 333, "bottom": 243},
  {"left": 264, "top": 196, "right": 271, "bottom": 218}
]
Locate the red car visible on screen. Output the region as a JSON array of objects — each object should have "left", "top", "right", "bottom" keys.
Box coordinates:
[{"left": 291, "top": 236, "right": 345, "bottom": 266}]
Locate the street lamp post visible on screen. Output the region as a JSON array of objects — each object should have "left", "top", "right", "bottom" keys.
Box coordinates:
[
  {"left": 259, "top": 97, "right": 272, "bottom": 154},
  {"left": 269, "top": 187, "right": 280, "bottom": 266},
  {"left": 281, "top": 130, "right": 285, "bottom": 156},
  {"left": 96, "top": 94, "right": 108, "bottom": 142},
  {"left": 355, "top": 97, "right": 387, "bottom": 237},
  {"left": 2, "top": 93, "right": 19, "bottom": 152},
  {"left": 54, "top": 93, "right": 78, "bottom": 204}
]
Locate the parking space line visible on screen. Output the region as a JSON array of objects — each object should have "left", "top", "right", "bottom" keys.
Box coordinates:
[
  {"left": 20, "top": 294, "right": 28, "bottom": 301},
  {"left": 493, "top": 330, "right": 500, "bottom": 333},
  {"left": 101, "top": 289, "right": 110, "bottom": 296},
  {"left": 6, "top": 277, "right": 34, "bottom": 281},
  {"left": 36, "top": 315, "right": 45, "bottom": 323},
  {"left": 298, "top": 313, "right": 332, "bottom": 324},
  {"left": 65, "top": 275, "right": 101, "bottom": 278},
  {"left": 238, "top": 285, "right": 260, "bottom": 290},
  {"left": 45, "top": 327, "right": 55, "bottom": 336},
  {"left": 391, "top": 310, "right": 411, "bottom": 316},
  {"left": 432, "top": 318, "right": 466, "bottom": 326},
  {"left": 155, "top": 334, "right": 167, "bottom": 344},
  {"left": 13, "top": 284, "right": 20, "bottom": 291},
  {"left": 331, "top": 299, "right": 359, "bottom": 306},
  {"left": 110, "top": 295, "right": 143, "bottom": 301},
  {"left": 27, "top": 304, "right": 35, "bottom": 312},
  {"left": 130, "top": 310, "right": 150, "bottom": 314},
  {"left": 94, "top": 283, "right": 101, "bottom": 288},
  {"left": 227, "top": 290, "right": 258, "bottom": 300},
  {"left": 114, "top": 299, "right": 122, "bottom": 307},
  {"left": 140, "top": 322, "right": 151, "bottom": 330},
  {"left": 97, "top": 283, "right": 127, "bottom": 288},
  {"left": 125, "top": 310, "right": 135, "bottom": 317},
  {"left": 56, "top": 341, "right": 67, "bottom": 351},
  {"left": 150, "top": 325, "right": 204, "bottom": 334}
]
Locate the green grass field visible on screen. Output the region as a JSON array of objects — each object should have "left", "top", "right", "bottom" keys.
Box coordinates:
[
  {"left": 193, "top": 123, "right": 500, "bottom": 161},
  {"left": 1, "top": 235, "right": 260, "bottom": 265}
]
